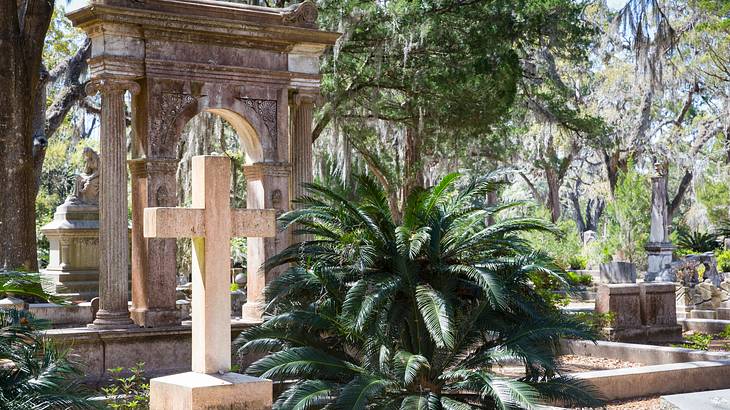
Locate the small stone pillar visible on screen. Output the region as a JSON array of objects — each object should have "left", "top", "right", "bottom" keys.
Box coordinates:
[
  {"left": 645, "top": 172, "right": 676, "bottom": 282},
  {"left": 86, "top": 78, "right": 138, "bottom": 329},
  {"left": 290, "top": 92, "right": 317, "bottom": 205},
  {"left": 241, "top": 163, "right": 291, "bottom": 320}
]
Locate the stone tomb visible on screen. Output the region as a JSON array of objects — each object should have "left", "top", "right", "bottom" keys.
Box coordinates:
[
  {"left": 41, "top": 148, "right": 103, "bottom": 301},
  {"left": 596, "top": 283, "right": 682, "bottom": 343},
  {"left": 145, "top": 156, "right": 275, "bottom": 409}
]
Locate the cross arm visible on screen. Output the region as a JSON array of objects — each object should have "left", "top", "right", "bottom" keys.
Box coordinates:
[
  {"left": 231, "top": 209, "right": 277, "bottom": 238},
  {"left": 144, "top": 207, "right": 205, "bottom": 238}
]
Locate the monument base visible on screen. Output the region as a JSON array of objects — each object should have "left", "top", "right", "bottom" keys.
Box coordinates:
[
  {"left": 645, "top": 241, "right": 676, "bottom": 282},
  {"left": 150, "top": 372, "right": 272, "bottom": 410},
  {"left": 130, "top": 306, "right": 181, "bottom": 327},
  {"left": 604, "top": 325, "right": 682, "bottom": 343}
]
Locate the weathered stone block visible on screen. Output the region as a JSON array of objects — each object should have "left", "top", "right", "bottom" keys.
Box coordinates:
[
  {"left": 640, "top": 282, "right": 682, "bottom": 343},
  {"left": 150, "top": 372, "right": 272, "bottom": 410},
  {"left": 596, "top": 284, "right": 642, "bottom": 329},
  {"left": 596, "top": 283, "right": 681, "bottom": 343},
  {"left": 599, "top": 262, "right": 637, "bottom": 284}
]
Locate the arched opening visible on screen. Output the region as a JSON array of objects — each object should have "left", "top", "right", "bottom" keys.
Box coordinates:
[{"left": 174, "top": 109, "right": 263, "bottom": 308}]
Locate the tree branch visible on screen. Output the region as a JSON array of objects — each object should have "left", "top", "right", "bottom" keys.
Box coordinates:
[
  {"left": 519, "top": 171, "right": 543, "bottom": 204},
  {"left": 668, "top": 170, "right": 692, "bottom": 218}
]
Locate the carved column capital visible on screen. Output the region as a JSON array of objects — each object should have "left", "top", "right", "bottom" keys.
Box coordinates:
[
  {"left": 291, "top": 91, "right": 322, "bottom": 108},
  {"left": 86, "top": 78, "right": 141, "bottom": 96}
]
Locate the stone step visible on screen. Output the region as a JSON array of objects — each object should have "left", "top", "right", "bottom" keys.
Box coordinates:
[{"left": 661, "top": 388, "right": 730, "bottom": 409}]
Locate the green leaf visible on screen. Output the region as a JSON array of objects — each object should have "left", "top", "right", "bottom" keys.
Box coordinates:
[
  {"left": 416, "top": 284, "right": 455, "bottom": 349},
  {"left": 278, "top": 380, "right": 338, "bottom": 410},
  {"left": 247, "top": 347, "right": 356, "bottom": 381},
  {"left": 335, "top": 376, "right": 389, "bottom": 410},
  {"left": 394, "top": 351, "right": 430, "bottom": 386}
]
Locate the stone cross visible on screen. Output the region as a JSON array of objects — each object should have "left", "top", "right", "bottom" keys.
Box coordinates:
[{"left": 144, "top": 155, "right": 276, "bottom": 374}]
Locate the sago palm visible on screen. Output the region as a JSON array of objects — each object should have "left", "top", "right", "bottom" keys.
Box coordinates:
[
  {"left": 0, "top": 269, "right": 93, "bottom": 409},
  {"left": 237, "top": 173, "right": 603, "bottom": 409}
]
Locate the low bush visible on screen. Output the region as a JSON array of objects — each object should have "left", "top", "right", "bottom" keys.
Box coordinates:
[
  {"left": 674, "top": 332, "right": 712, "bottom": 351},
  {"left": 565, "top": 271, "right": 593, "bottom": 287},
  {"left": 567, "top": 254, "right": 588, "bottom": 270},
  {"left": 101, "top": 363, "right": 150, "bottom": 410},
  {"left": 717, "top": 250, "right": 730, "bottom": 273},
  {"left": 676, "top": 230, "right": 720, "bottom": 254},
  {"left": 572, "top": 312, "right": 615, "bottom": 340}
]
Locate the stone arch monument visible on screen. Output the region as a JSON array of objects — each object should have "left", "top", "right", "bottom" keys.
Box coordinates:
[{"left": 66, "top": 0, "right": 339, "bottom": 328}]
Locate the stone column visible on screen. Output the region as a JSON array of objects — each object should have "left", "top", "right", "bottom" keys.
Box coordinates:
[
  {"left": 290, "top": 92, "right": 317, "bottom": 208},
  {"left": 87, "top": 78, "right": 139, "bottom": 329},
  {"left": 241, "top": 163, "right": 291, "bottom": 320},
  {"left": 128, "top": 158, "right": 180, "bottom": 327},
  {"left": 645, "top": 173, "right": 676, "bottom": 282}
]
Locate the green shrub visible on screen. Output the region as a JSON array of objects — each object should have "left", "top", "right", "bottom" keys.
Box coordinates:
[
  {"left": 572, "top": 312, "right": 615, "bottom": 340},
  {"left": 238, "top": 174, "right": 603, "bottom": 409},
  {"left": 676, "top": 229, "right": 720, "bottom": 254},
  {"left": 101, "top": 363, "right": 150, "bottom": 409},
  {"left": 717, "top": 250, "right": 730, "bottom": 273},
  {"left": 697, "top": 180, "right": 730, "bottom": 226},
  {"left": 567, "top": 254, "right": 588, "bottom": 270},
  {"left": 565, "top": 271, "right": 593, "bottom": 287},
  {"left": 0, "top": 309, "right": 93, "bottom": 408},
  {"left": 601, "top": 166, "right": 651, "bottom": 267},
  {"left": 719, "top": 324, "right": 730, "bottom": 339},
  {"left": 674, "top": 332, "right": 712, "bottom": 351}
]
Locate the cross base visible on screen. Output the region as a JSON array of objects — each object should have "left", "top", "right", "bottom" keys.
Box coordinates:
[
  {"left": 88, "top": 309, "right": 136, "bottom": 329},
  {"left": 150, "top": 371, "right": 272, "bottom": 410}
]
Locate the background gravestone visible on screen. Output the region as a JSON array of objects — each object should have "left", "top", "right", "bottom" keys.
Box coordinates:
[{"left": 599, "top": 262, "right": 637, "bottom": 284}]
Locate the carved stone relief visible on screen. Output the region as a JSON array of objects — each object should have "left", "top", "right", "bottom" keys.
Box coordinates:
[
  {"left": 239, "top": 97, "right": 278, "bottom": 150},
  {"left": 282, "top": 1, "right": 318, "bottom": 29},
  {"left": 151, "top": 92, "right": 198, "bottom": 153}
]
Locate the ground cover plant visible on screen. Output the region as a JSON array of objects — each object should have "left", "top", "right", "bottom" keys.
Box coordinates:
[
  {"left": 237, "top": 173, "right": 603, "bottom": 409},
  {"left": 101, "top": 363, "right": 150, "bottom": 410},
  {"left": 0, "top": 269, "right": 93, "bottom": 409},
  {"left": 0, "top": 310, "right": 92, "bottom": 409}
]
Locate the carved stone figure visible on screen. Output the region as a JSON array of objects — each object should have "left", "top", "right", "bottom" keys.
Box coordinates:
[{"left": 69, "top": 147, "right": 100, "bottom": 206}]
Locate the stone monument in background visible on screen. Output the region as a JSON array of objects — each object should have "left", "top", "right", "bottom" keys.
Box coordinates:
[
  {"left": 41, "top": 148, "right": 102, "bottom": 301},
  {"left": 645, "top": 162, "right": 676, "bottom": 282}
]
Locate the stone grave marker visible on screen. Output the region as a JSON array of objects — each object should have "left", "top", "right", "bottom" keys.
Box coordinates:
[
  {"left": 599, "top": 261, "right": 637, "bottom": 284},
  {"left": 144, "top": 155, "right": 276, "bottom": 409}
]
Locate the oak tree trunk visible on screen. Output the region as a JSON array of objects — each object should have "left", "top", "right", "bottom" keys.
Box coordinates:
[
  {"left": 400, "top": 125, "right": 424, "bottom": 215},
  {"left": 0, "top": 0, "right": 54, "bottom": 271},
  {"left": 545, "top": 168, "right": 561, "bottom": 223}
]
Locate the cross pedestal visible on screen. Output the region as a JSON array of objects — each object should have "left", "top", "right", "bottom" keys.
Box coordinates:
[{"left": 144, "top": 156, "right": 275, "bottom": 409}]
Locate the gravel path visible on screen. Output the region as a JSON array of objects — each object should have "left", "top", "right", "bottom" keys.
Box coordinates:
[
  {"left": 558, "top": 354, "right": 643, "bottom": 372},
  {"left": 604, "top": 396, "right": 662, "bottom": 409}
]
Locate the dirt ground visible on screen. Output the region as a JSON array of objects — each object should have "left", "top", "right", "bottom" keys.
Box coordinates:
[
  {"left": 603, "top": 396, "right": 662, "bottom": 409},
  {"left": 494, "top": 354, "right": 642, "bottom": 378}
]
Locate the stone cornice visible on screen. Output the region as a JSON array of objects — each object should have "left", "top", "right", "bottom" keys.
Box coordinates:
[
  {"left": 144, "top": 59, "right": 318, "bottom": 86},
  {"left": 67, "top": 0, "right": 340, "bottom": 49}
]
